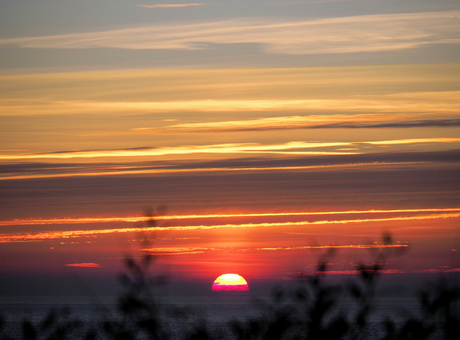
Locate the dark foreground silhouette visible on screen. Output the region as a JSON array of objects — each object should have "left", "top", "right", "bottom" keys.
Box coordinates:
[{"left": 1, "top": 233, "right": 459, "bottom": 339}]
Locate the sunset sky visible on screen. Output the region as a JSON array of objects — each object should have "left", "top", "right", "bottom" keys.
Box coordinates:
[{"left": 1, "top": 0, "right": 459, "bottom": 299}]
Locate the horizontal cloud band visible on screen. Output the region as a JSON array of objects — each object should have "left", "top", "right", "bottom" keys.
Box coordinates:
[
  {"left": 1, "top": 11, "right": 459, "bottom": 55},
  {"left": 1, "top": 211, "right": 460, "bottom": 243},
  {"left": 155, "top": 115, "right": 460, "bottom": 133},
  {"left": 3, "top": 207, "right": 460, "bottom": 227},
  {"left": 1, "top": 138, "right": 460, "bottom": 162}
]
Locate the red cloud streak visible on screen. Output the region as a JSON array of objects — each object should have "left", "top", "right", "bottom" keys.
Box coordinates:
[{"left": 65, "top": 263, "right": 102, "bottom": 268}]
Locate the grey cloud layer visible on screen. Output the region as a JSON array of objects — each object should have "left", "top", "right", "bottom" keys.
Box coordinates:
[
  {"left": 2, "top": 150, "right": 460, "bottom": 223},
  {"left": 1, "top": 11, "right": 459, "bottom": 55}
]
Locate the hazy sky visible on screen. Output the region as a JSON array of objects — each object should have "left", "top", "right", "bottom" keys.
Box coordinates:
[
  {"left": 0, "top": 0, "right": 459, "bottom": 299},
  {"left": 1, "top": 0, "right": 459, "bottom": 71}
]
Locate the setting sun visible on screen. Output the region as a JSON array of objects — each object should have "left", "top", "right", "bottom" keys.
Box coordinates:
[{"left": 212, "top": 274, "right": 249, "bottom": 292}]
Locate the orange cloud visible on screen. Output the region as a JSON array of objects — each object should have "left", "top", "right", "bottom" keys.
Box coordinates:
[
  {"left": 1, "top": 212, "right": 459, "bottom": 243},
  {"left": 143, "top": 247, "right": 208, "bottom": 255},
  {"left": 2, "top": 207, "right": 460, "bottom": 227},
  {"left": 256, "top": 244, "right": 408, "bottom": 251},
  {"left": 142, "top": 244, "right": 408, "bottom": 256},
  {"left": 65, "top": 263, "right": 102, "bottom": 268}
]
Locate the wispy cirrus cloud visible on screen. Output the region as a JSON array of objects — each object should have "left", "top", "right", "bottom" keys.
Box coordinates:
[
  {"left": 3, "top": 208, "right": 459, "bottom": 227},
  {"left": 0, "top": 141, "right": 354, "bottom": 161},
  {"left": 137, "top": 3, "right": 205, "bottom": 9},
  {"left": 1, "top": 211, "right": 459, "bottom": 243},
  {"left": 144, "top": 247, "right": 208, "bottom": 255},
  {"left": 2, "top": 91, "right": 460, "bottom": 117},
  {"left": 146, "top": 114, "right": 460, "bottom": 133},
  {"left": 0, "top": 11, "right": 458, "bottom": 55},
  {"left": 367, "top": 138, "right": 460, "bottom": 145},
  {"left": 143, "top": 243, "right": 409, "bottom": 256},
  {"left": 1, "top": 138, "right": 460, "bottom": 163}
]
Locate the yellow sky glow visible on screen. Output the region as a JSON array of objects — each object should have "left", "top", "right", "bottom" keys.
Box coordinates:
[
  {"left": 1, "top": 94, "right": 459, "bottom": 117},
  {"left": 0, "top": 141, "right": 354, "bottom": 161}
]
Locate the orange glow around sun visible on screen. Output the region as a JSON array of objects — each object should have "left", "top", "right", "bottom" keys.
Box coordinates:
[{"left": 212, "top": 274, "right": 249, "bottom": 292}]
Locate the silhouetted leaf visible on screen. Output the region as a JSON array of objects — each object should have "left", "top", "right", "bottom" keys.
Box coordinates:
[
  {"left": 156, "top": 205, "right": 168, "bottom": 216},
  {"left": 293, "top": 287, "right": 308, "bottom": 302},
  {"left": 116, "top": 330, "right": 136, "bottom": 340},
  {"left": 118, "top": 273, "right": 132, "bottom": 287},
  {"left": 61, "top": 306, "right": 71, "bottom": 319},
  {"left": 356, "top": 304, "right": 371, "bottom": 328},
  {"left": 325, "top": 315, "right": 349, "bottom": 339},
  {"left": 395, "top": 242, "right": 410, "bottom": 256},
  {"left": 22, "top": 320, "right": 36, "bottom": 340},
  {"left": 266, "top": 311, "right": 291, "bottom": 340},
  {"left": 381, "top": 318, "right": 396, "bottom": 340},
  {"left": 272, "top": 286, "right": 284, "bottom": 304},
  {"left": 125, "top": 257, "right": 137, "bottom": 271},
  {"left": 39, "top": 309, "right": 57, "bottom": 331},
  {"left": 102, "top": 321, "right": 115, "bottom": 335},
  {"left": 327, "top": 247, "right": 337, "bottom": 257},
  {"left": 382, "top": 232, "right": 393, "bottom": 245},
  {"left": 187, "top": 321, "right": 210, "bottom": 340},
  {"left": 84, "top": 328, "right": 98, "bottom": 340},
  {"left": 359, "top": 265, "right": 369, "bottom": 281},
  {"left": 144, "top": 207, "right": 154, "bottom": 218},
  {"left": 146, "top": 218, "right": 157, "bottom": 227},
  {"left": 349, "top": 283, "right": 363, "bottom": 300},
  {"left": 142, "top": 254, "right": 154, "bottom": 268},
  {"left": 317, "top": 262, "right": 327, "bottom": 273},
  {"left": 152, "top": 274, "right": 170, "bottom": 286},
  {"left": 118, "top": 294, "right": 146, "bottom": 316},
  {"left": 310, "top": 275, "right": 321, "bottom": 287},
  {"left": 398, "top": 319, "right": 433, "bottom": 340},
  {"left": 295, "top": 271, "right": 308, "bottom": 281},
  {"left": 137, "top": 318, "right": 158, "bottom": 335},
  {"left": 445, "top": 317, "right": 460, "bottom": 340}
]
